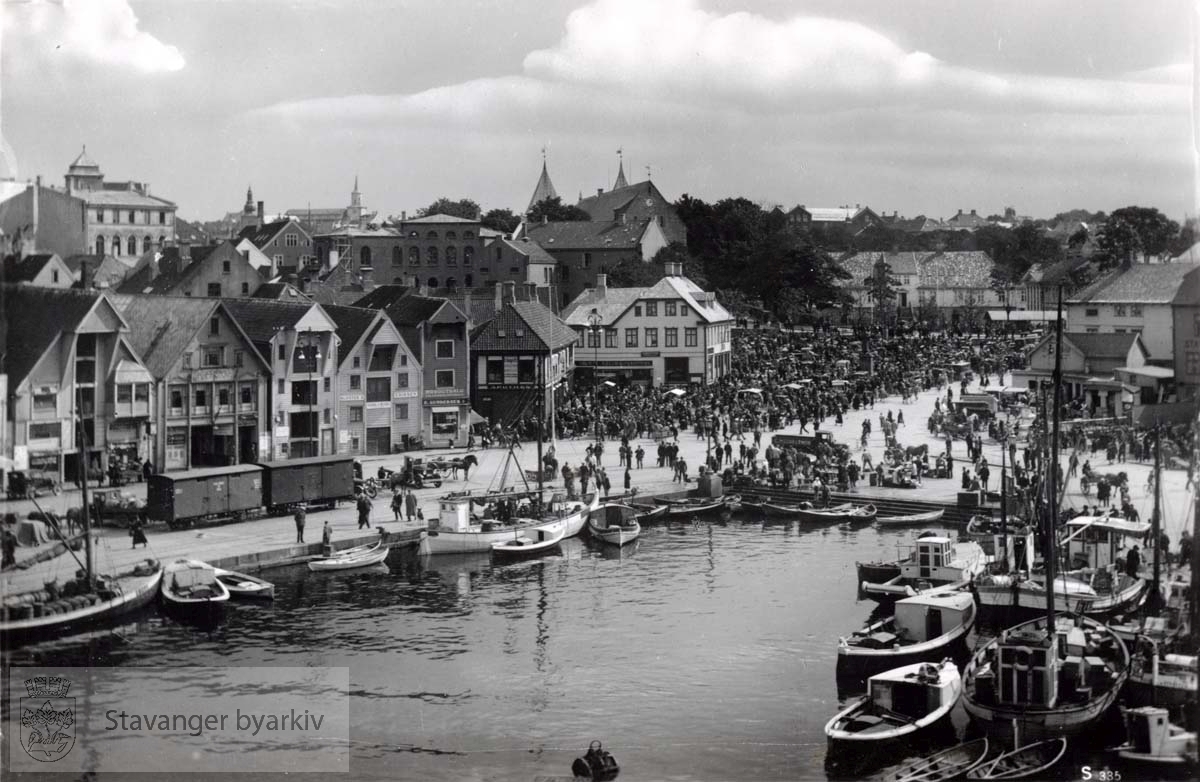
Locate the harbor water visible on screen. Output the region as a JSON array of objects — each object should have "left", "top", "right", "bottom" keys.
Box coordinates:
[{"left": 3, "top": 515, "right": 1134, "bottom": 780}]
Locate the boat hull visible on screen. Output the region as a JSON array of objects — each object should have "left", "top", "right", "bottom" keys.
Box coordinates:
[
  {"left": 426, "top": 517, "right": 569, "bottom": 555},
  {"left": 973, "top": 576, "right": 1146, "bottom": 617},
  {"left": 824, "top": 707, "right": 958, "bottom": 778},
  {"left": 837, "top": 603, "right": 976, "bottom": 682},
  {"left": 308, "top": 545, "right": 390, "bottom": 570},
  {"left": 161, "top": 560, "right": 230, "bottom": 625},
  {"left": 587, "top": 518, "right": 640, "bottom": 547},
  {"left": 876, "top": 509, "right": 946, "bottom": 527},
  {"left": 856, "top": 561, "right": 902, "bottom": 586},
  {"left": 214, "top": 569, "right": 275, "bottom": 600},
  {"left": 1, "top": 565, "right": 163, "bottom": 646}
]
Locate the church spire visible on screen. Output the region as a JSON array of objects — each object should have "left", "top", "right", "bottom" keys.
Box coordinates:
[
  {"left": 243, "top": 185, "right": 255, "bottom": 214},
  {"left": 526, "top": 148, "right": 558, "bottom": 214},
  {"left": 613, "top": 148, "right": 628, "bottom": 190}
]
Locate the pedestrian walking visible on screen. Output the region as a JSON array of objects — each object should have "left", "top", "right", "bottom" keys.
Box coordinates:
[
  {"left": 356, "top": 492, "right": 373, "bottom": 530},
  {"left": 391, "top": 491, "right": 403, "bottom": 521},
  {"left": 294, "top": 504, "right": 307, "bottom": 543},
  {"left": 1, "top": 526, "right": 16, "bottom": 569},
  {"left": 129, "top": 517, "right": 149, "bottom": 549},
  {"left": 635, "top": 446, "right": 644, "bottom": 468}
]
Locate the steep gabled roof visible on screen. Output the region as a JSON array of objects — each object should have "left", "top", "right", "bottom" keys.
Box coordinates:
[
  {"left": 1062, "top": 332, "right": 1143, "bottom": 360},
  {"left": 2, "top": 253, "right": 59, "bottom": 282},
  {"left": 252, "top": 281, "right": 310, "bottom": 301},
  {"left": 527, "top": 161, "right": 558, "bottom": 213},
  {"left": 237, "top": 218, "right": 306, "bottom": 249},
  {"left": 562, "top": 275, "right": 731, "bottom": 326},
  {"left": 527, "top": 218, "right": 651, "bottom": 251},
  {"left": 1, "top": 285, "right": 110, "bottom": 387},
  {"left": 499, "top": 236, "right": 556, "bottom": 264},
  {"left": 109, "top": 295, "right": 219, "bottom": 377},
  {"left": 220, "top": 298, "right": 314, "bottom": 351},
  {"left": 1068, "top": 261, "right": 1200, "bottom": 304},
  {"left": 472, "top": 301, "right": 578, "bottom": 352},
  {"left": 575, "top": 180, "right": 665, "bottom": 222},
  {"left": 839, "top": 252, "right": 921, "bottom": 287},
  {"left": 321, "top": 305, "right": 384, "bottom": 365}
]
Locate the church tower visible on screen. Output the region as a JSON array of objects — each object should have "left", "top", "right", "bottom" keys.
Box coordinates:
[
  {"left": 526, "top": 150, "right": 558, "bottom": 214},
  {"left": 65, "top": 146, "right": 103, "bottom": 193},
  {"left": 348, "top": 175, "right": 364, "bottom": 227},
  {"left": 242, "top": 185, "right": 256, "bottom": 216},
  {"left": 613, "top": 149, "right": 629, "bottom": 190}
]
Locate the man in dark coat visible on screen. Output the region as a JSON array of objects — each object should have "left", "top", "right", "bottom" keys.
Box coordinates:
[
  {"left": 294, "top": 504, "right": 307, "bottom": 543},
  {"left": 356, "top": 493, "right": 372, "bottom": 530},
  {"left": 1125, "top": 545, "right": 1141, "bottom": 578}
]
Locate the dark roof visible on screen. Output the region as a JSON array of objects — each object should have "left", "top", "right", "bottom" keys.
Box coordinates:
[
  {"left": 2, "top": 254, "right": 57, "bottom": 282},
  {"left": 252, "top": 281, "right": 310, "bottom": 301},
  {"left": 575, "top": 180, "right": 660, "bottom": 221},
  {"left": 1069, "top": 261, "right": 1200, "bottom": 304},
  {"left": 1, "top": 284, "right": 105, "bottom": 386},
  {"left": 500, "top": 237, "right": 556, "bottom": 264},
  {"left": 527, "top": 218, "right": 651, "bottom": 251},
  {"left": 1172, "top": 265, "right": 1200, "bottom": 305},
  {"left": 321, "top": 304, "right": 383, "bottom": 361},
  {"left": 1063, "top": 332, "right": 1142, "bottom": 360},
  {"left": 1025, "top": 255, "right": 1091, "bottom": 285},
  {"left": 220, "top": 298, "right": 312, "bottom": 342},
  {"left": 237, "top": 218, "right": 304, "bottom": 249},
  {"left": 108, "top": 295, "right": 221, "bottom": 377},
  {"left": 352, "top": 284, "right": 414, "bottom": 311},
  {"left": 471, "top": 301, "right": 577, "bottom": 352}
]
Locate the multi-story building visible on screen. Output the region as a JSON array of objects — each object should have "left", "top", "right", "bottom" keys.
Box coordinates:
[
  {"left": 237, "top": 218, "right": 315, "bottom": 277},
  {"left": 837, "top": 250, "right": 1009, "bottom": 318},
  {"left": 574, "top": 176, "right": 688, "bottom": 246},
  {"left": 524, "top": 218, "right": 668, "bottom": 307},
  {"left": 221, "top": 299, "right": 341, "bottom": 459},
  {"left": 117, "top": 240, "right": 265, "bottom": 298},
  {"left": 1066, "top": 260, "right": 1200, "bottom": 368},
  {"left": 1, "top": 253, "right": 74, "bottom": 288},
  {"left": 483, "top": 235, "right": 559, "bottom": 289},
  {"left": 561, "top": 263, "right": 733, "bottom": 387},
  {"left": 838, "top": 252, "right": 922, "bottom": 312},
  {"left": 65, "top": 147, "right": 178, "bottom": 260},
  {"left": 110, "top": 296, "right": 272, "bottom": 470},
  {"left": 324, "top": 305, "right": 422, "bottom": 455},
  {"left": 786, "top": 204, "right": 883, "bottom": 235},
  {"left": 354, "top": 287, "right": 473, "bottom": 447},
  {"left": 1010, "top": 332, "right": 1145, "bottom": 418},
  {"left": 470, "top": 286, "right": 577, "bottom": 426},
  {"left": 2, "top": 285, "right": 155, "bottom": 483},
  {"left": 1172, "top": 265, "right": 1200, "bottom": 400}
]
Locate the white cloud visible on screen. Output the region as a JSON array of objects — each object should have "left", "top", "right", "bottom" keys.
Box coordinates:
[{"left": 3, "top": 0, "right": 185, "bottom": 73}]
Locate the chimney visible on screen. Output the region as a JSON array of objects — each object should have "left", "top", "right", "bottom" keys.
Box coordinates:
[
  {"left": 664, "top": 261, "right": 682, "bottom": 277},
  {"left": 80, "top": 257, "right": 93, "bottom": 289},
  {"left": 494, "top": 281, "right": 503, "bottom": 311},
  {"left": 970, "top": 209, "right": 977, "bottom": 216},
  {"left": 401, "top": 210, "right": 407, "bottom": 222},
  {"left": 595, "top": 274, "right": 608, "bottom": 295},
  {"left": 525, "top": 282, "right": 537, "bottom": 300},
  {"left": 956, "top": 209, "right": 963, "bottom": 216},
  {"left": 597, "top": 188, "right": 604, "bottom": 196},
  {"left": 360, "top": 265, "right": 375, "bottom": 291},
  {"left": 257, "top": 201, "right": 264, "bottom": 223},
  {"left": 503, "top": 280, "right": 516, "bottom": 304}
]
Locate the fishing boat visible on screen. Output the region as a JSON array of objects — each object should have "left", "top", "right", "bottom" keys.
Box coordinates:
[
  {"left": 1113, "top": 707, "right": 1196, "bottom": 767},
  {"left": 825, "top": 659, "right": 961, "bottom": 752},
  {"left": 961, "top": 614, "right": 1130, "bottom": 742},
  {"left": 1124, "top": 635, "right": 1198, "bottom": 713},
  {"left": 587, "top": 504, "right": 641, "bottom": 547},
  {"left": 491, "top": 524, "right": 565, "bottom": 559},
  {"left": 860, "top": 535, "right": 988, "bottom": 602},
  {"left": 796, "top": 503, "right": 876, "bottom": 524},
  {"left": 875, "top": 508, "right": 945, "bottom": 527},
  {"left": 160, "top": 559, "right": 230, "bottom": 621},
  {"left": 213, "top": 567, "right": 275, "bottom": 600},
  {"left": 837, "top": 592, "right": 976, "bottom": 680},
  {"left": 879, "top": 738, "right": 989, "bottom": 782},
  {"left": 424, "top": 491, "right": 596, "bottom": 554},
  {"left": 855, "top": 531, "right": 946, "bottom": 591},
  {"left": 966, "top": 737, "right": 1067, "bottom": 780},
  {"left": 308, "top": 539, "right": 390, "bottom": 571}
]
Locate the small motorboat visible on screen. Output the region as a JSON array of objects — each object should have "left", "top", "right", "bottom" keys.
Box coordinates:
[
  {"left": 825, "top": 659, "right": 961, "bottom": 744},
  {"left": 161, "top": 559, "right": 230, "bottom": 621},
  {"left": 880, "top": 737, "right": 989, "bottom": 782},
  {"left": 587, "top": 504, "right": 641, "bottom": 547},
  {"left": 837, "top": 592, "right": 976, "bottom": 680},
  {"left": 213, "top": 567, "right": 275, "bottom": 600},
  {"left": 876, "top": 509, "right": 945, "bottom": 527},
  {"left": 629, "top": 502, "right": 669, "bottom": 523},
  {"left": 966, "top": 737, "right": 1067, "bottom": 779},
  {"left": 308, "top": 539, "right": 390, "bottom": 571},
  {"left": 860, "top": 536, "right": 988, "bottom": 602},
  {"left": 491, "top": 524, "right": 565, "bottom": 559},
  {"left": 1113, "top": 707, "right": 1197, "bottom": 767}
]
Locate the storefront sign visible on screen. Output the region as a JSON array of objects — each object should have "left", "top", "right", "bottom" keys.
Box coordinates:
[
  {"left": 340, "top": 393, "right": 365, "bottom": 402},
  {"left": 393, "top": 390, "right": 418, "bottom": 399},
  {"left": 339, "top": 429, "right": 350, "bottom": 444},
  {"left": 422, "top": 398, "right": 468, "bottom": 407},
  {"left": 425, "top": 388, "right": 464, "bottom": 397},
  {"left": 366, "top": 401, "right": 390, "bottom": 410},
  {"left": 275, "top": 426, "right": 290, "bottom": 438},
  {"left": 640, "top": 351, "right": 661, "bottom": 357},
  {"left": 575, "top": 359, "right": 653, "bottom": 367}
]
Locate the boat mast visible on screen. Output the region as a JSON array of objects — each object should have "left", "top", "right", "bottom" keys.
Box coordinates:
[
  {"left": 536, "top": 345, "right": 544, "bottom": 510},
  {"left": 1149, "top": 420, "right": 1163, "bottom": 613},
  {"left": 1046, "top": 285, "right": 1064, "bottom": 631},
  {"left": 1000, "top": 433, "right": 1008, "bottom": 569},
  {"left": 77, "top": 395, "right": 94, "bottom": 586}
]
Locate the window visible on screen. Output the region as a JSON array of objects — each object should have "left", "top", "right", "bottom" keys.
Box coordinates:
[
  {"left": 634, "top": 305, "right": 642, "bottom": 316},
  {"left": 1130, "top": 305, "right": 1143, "bottom": 317},
  {"left": 95, "top": 236, "right": 105, "bottom": 255},
  {"left": 117, "top": 384, "right": 132, "bottom": 404},
  {"left": 646, "top": 301, "right": 658, "bottom": 316},
  {"left": 222, "top": 259, "right": 231, "bottom": 274},
  {"left": 665, "top": 327, "right": 678, "bottom": 347},
  {"left": 159, "top": 211, "right": 166, "bottom": 225},
  {"left": 96, "top": 210, "right": 104, "bottom": 223},
  {"left": 486, "top": 358, "right": 504, "bottom": 383},
  {"left": 1086, "top": 327, "right": 1099, "bottom": 334},
  {"left": 435, "top": 369, "right": 455, "bottom": 388},
  {"left": 396, "top": 372, "right": 409, "bottom": 388},
  {"left": 143, "top": 236, "right": 152, "bottom": 254},
  {"left": 53, "top": 270, "right": 59, "bottom": 284},
  {"left": 241, "top": 282, "right": 249, "bottom": 295},
  {"left": 29, "top": 422, "right": 61, "bottom": 441},
  {"left": 353, "top": 356, "right": 361, "bottom": 369},
  {"left": 350, "top": 374, "right": 361, "bottom": 390},
  {"left": 587, "top": 330, "right": 600, "bottom": 348},
  {"left": 112, "top": 237, "right": 121, "bottom": 255},
  {"left": 1085, "top": 308, "right": 1099, "bottom": 317},
  {"left": 463, "top": 246, "right": 474, "bottom": 266},
  {"left": 129, "top": 210, "right": 136, "bottom": 223},
  {"left": 210, "top": 316, "right": 220, "bottom": 336},
  {"left": 399, "top": 354, "right": 408, "bottom": 367},
  {"left": 445, "top": 231, "right": 457, "bottom": 240},
  {"left": 446, "top": 247, "right": 457, "bottom": 266},
  {"left": 409, "top": 247, "right": 420, "bottom": 265},
  {"left": 170, "top": 387, "right": 184, "bottom": 411},
  {"left": 426, "top": 231, "right": 438, "bottom": 239},
  {"left": 427, "top": 246, "right": 439, "bottom": 264},
  {"left": 351, "top": 436, "right": 360, "bottom": 451},
  {"left": 207, "top": 282, "right": 221, "bottom": 297},
  {"left": 395, "top": 403, "right": 409, "bottom": 420},
  {"left": 182, "top": 352, "right": 192, "bottom": 368},
  {"left": 445, "top": 277, "right": 458, "bottom": 290},
  {"left": 135, "top": 384, "right": 148, "bottom": 404},
  {"left": 645, "top": 328, "right": 658, "bottom": 347},
  {"left": 240, "top": 383, "right": 255, "bottom": 406},
  {"left": 392, "top": 246, "right": 402, "bottom": 266},
  {"left": 286, "top": 233, "right": 299, "bottom": 247},
  {"left": 518, "top": 358, "right": 535, "bottom": 383},
  {"left": 323, "top": 377, "right": 331, "bottom": 392},
  {"left": 360, "top": 246, "right": 372, "bottom": 267},
  {"left": 218, "top": 386, "right": 231, "bottom": 407},
  {"left": 278, "top": 378, "right": 286, "bottom": 394},
  {"left": 33, "top": 392, "right": 55, "bottom": 413},
  {"left": 465, "top": 274, "right": 474, "bottom": 287},
  {"left": 625, "top": 328, "right": 638, "bottom": 347},
  {"left": 194, "top": 388, "right": 208, "bottom": 409},
  {"left": 428, "top": 277, "right": 439, "bottom": 288},
  {"left": 369, "top": 346, "right": 395, "bottom": 371},
  {"left": 605, "top": 328, "right": 617, "bottom": 348},
  {"left": 350, "top": 406, "right": 364, "bottom": 423},
  {"left": 324, "top": 409, "right": 331, "bottom": 424},
  {"left": 273, "top": 253, "right": 283, "bottom": 266},
  {"left": 436, "top": 340, "right": 455, "bottom": 359},
  {"left": 127, "top": 236, "right": 137, "bottom": 255},
  {"left": 203, "top": 347, "right": 222, "bottom": 367},
  {"left": 1113, "top": 305, "right": 1127, "bottom": 316},
  {"left": 680, "top": 305, "right": 689, "bottom": 317},
  {"left": 366, "top": 377, "right": 391, "bottom": 402},
  {"left": 277, "top": 343, "right": 286, "bottom": 362},
  {"left": 685, "top": 327, "right": 698, "bottom": 347}
]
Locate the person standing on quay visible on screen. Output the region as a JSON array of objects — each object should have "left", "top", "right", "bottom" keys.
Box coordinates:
[
  {"left": 624, "top": 468, "right": 632, "bottom": 493},
  {"left": 294, "top": 503, "right": 307, "bottom": 543},
  {"left": 405, "top": 489, "right": 418, "bottom": 522},
  {"left": 635, "top": 445, "right": 644, "bottom": 469},
  {"left": 357, "top": 492, "right": 373, "bottom": 530}
]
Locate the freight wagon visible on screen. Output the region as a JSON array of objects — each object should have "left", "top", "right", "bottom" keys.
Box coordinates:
[
  {"left": 254, "top": 455, "right": 356, "bottom": 511},
  {"left": 146, "top": 465, "right": 265, "bottom": 529}
]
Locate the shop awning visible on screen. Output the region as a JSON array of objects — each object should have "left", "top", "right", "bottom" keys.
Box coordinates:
[
  {"left": 469, "top": 410, "right": 487, "bottom": 425},
  {"left": 1115, "top": 366, "right": 1174, "bottom": 379},
  {"left": 664, "top": 388, "right": 687, "bottom": 397},
  {"left": 986, "top": 310, "right": 1056, "bottom": 321}
]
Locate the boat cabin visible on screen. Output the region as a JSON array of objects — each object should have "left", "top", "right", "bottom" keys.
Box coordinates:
[
  {"left": 992, "top": 626, "right": 1060, "bottom": 708},
  {"left": 1122, "top": 707, "right": 1194, "bottom": 758},
  {"left": 433, "top": 496, "right": 472, "bottom": 532},
  {"left": 867, "top": 663, "right": 954, "bottom": 722},
  {"left": 1062, "top": 516, "right": 1150, "bottom": 570},
  {"left": 899, "top": 537, "right": 963, "bottom": 580},
  {"left": 892, "top": 593, "right": 974, "bottom": 644}
]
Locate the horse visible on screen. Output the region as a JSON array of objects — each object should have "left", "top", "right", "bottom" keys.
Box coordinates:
[
  {"left": 447, "top": 454, "right": 478, "bottom": 480},
  {"left": 904, "top": 444, "right": 929, "bottom": 460}
]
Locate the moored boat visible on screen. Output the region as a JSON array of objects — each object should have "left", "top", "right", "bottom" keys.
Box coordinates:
[
  {"left": 424, "top": 491, "right": 596, "bottom": 554},
  {"left": 879, "top": 737, "right": 989, "bottom": 782},
  {"left": 860, "top": 535, "right": 988, "bottom": 602},
  {"left": 491, "top": 524, "right": 565, "bottom": 559},
  {"left": 308, "top": 539, "right": 389, "bottom": 571},
  {"left": 1123, "top": 635, "right": 1198, "bottom": 715},
  {"left": 965, "top": 737, "right": 1067, "bottom": 779},
  {"left": 855, "top": 531, "right": 944, "bottom": 593},
  {"left": 762, "top": 500, "right": 815, "bottom": 518},
  {"left": 837, "top": 592, "right": 976, "bottom": 680},
  {"left": 1113, "top": 707, "right": 1197, "bottom": 767},
  {"left": 213, "top": 567, "right": 275, "bottom": 600},
  {"left": 161, "top": 559, "right": 230, "bottom": 622},
  {"left": 629, "top": 502, "right": 668, "bottom": 523},
  {"left": 587, "top": 504, "right": 641, "bottom": 547},
  {"left": 875, "top": 508, "right": 945, "bottom": 527},
  {"left": 655, "top": 496, "right": 731, "bottom": 517},
  {"left": 961, "top": 614, "right": 1130, "bottom": 742},
  {"left": 796, "top": 503, "right": 875, "bottom": 524}
]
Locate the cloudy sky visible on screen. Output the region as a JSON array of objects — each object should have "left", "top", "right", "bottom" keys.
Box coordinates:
[{"left": 0, "top": 0, "right": 1193, "bottom": 222}]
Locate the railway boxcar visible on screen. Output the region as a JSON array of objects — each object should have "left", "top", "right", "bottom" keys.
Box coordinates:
[
  {"left": 255, "top": 455, "right": 355, "bottom": 510},
  {"left": 146, "top": 465, "right": 265, "bottom": 528}
]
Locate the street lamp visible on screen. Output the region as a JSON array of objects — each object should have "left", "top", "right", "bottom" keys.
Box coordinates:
[{"left": 587, "top": 307, "right": 602, "bottom": 453}]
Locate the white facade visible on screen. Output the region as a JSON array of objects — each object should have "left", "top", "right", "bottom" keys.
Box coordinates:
[{"left": 1066, "top": 302, "right": 1175, "bottom": 363}]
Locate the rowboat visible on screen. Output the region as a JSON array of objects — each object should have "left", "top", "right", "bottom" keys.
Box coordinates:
[
  {"left": 739, "top": 497, "right": 766, "bottom": 513},
  {"left": 825, "top": 659, "right": 961, "bottom": 753},
  {"left": 879, "top": 738, "right": 989, "bottom": 782},
  {"left": 1113, "top": 707, "right": 1196, "bottom": 767},
  {"left": 308, "top": 540, "right": 390, "bottom": 570},
  {"left": 491, "top": 524, "right": 565, "bottom": 559},
  {"left": 837, "top": 592, "right": 976, "bottom": 681},
  {"left": 962, "top": 614, "right": 1130, "bottom": 742},
  {"left": 629, "top": 503, "right": 669, "bottom": 523},
  {"left": 762, "top": 500, "right": 815, "bottom": 518},
  {"left": 161, "top": 559, "right": 230, "bottom": 622},
  {"left": 655, "top": 497, "right": 730, "bottom": 517},
  {"left": 876, "top": 509, "right": 945, "bottom": 527},
  {"left": 587, "top": 504, "right": 641, "bottom": 547},
  {"left": 966, "top": 737, "right": 1067, "bottom": 779},
  {"left": 795, "top": 503, "right": 875, "bottom": 524},
  {"left": 213, "top": 567, "right": 275, "bottom": 600}
]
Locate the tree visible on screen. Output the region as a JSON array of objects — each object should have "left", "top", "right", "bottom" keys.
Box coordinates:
[
  {"left": 652, "top": 242, "right": 707, "bottom": 287},
  {"left": 606, "top": 257, "right": 663, "bottom": 287},
  {"left": 481, "top": 208, "right": 520, "bottom": 235},
  {"left": 417, "top": 197, "right": 480, "bottom": 220},
  {"left": 746, "top": 232, "right": 849, "bottom": 315},
  {"left": 527, "top": 196, "right": 590, "bottom": 223},
  {"left": 1095, "top": 206, "right": 1179, "bottom": 269},
  {"left": 866, "top": 255, "right": 899, "bottom": 325}
]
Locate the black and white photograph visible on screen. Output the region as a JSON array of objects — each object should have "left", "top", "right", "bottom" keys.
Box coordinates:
[{"left": 1, "top": 1, "right": 1198, "bottom": 779}]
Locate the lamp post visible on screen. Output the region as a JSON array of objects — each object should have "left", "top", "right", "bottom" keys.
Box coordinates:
[{"left": 587, "top": 308, "right": 602, "bottom": 453}]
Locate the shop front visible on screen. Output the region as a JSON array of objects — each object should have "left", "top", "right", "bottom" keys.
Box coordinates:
[
  {"left": 423, "top": 397, "right": 470, "bottom": 447},
  {"left": 575, "top": 359, "right": 655, "bottom": 388}
]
